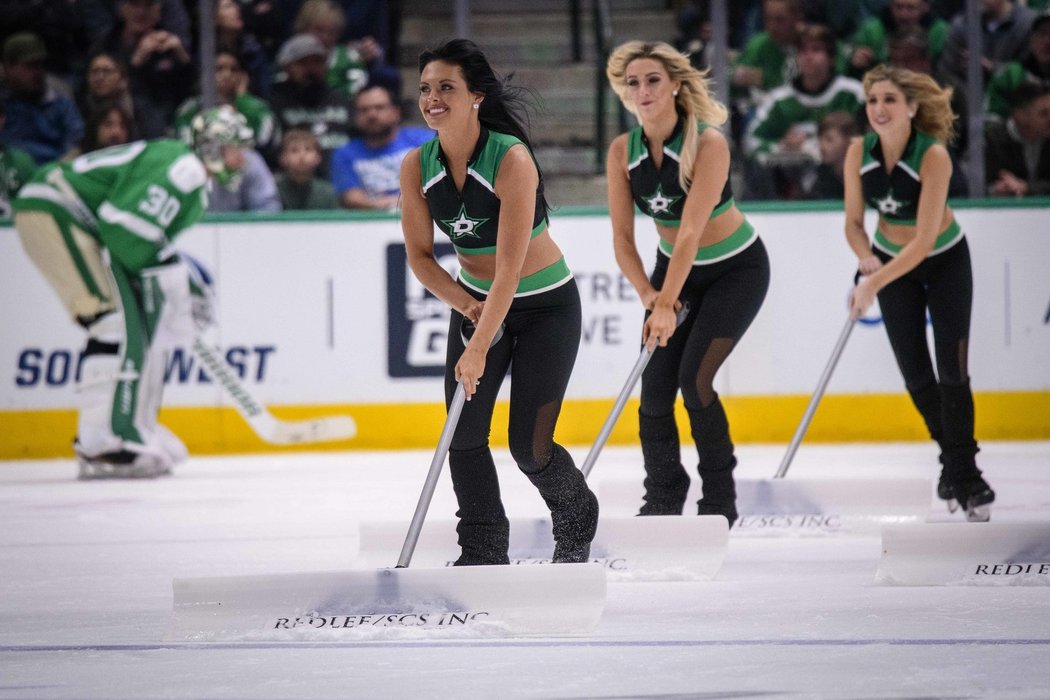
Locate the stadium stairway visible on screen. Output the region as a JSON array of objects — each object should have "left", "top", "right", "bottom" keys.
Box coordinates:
[{"left": 397, "top": 0, "right": 675, "bottom": 206}]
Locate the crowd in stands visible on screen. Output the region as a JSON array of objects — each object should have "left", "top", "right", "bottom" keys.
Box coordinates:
[
  {"left": 677, "top": 0, "right": 1050, "bottom": 200},
  {"left": 0, "top": 0, "right": 415, "bottom": 215},
  {"left": 2, "top": 0, "right": 1050, "bottom": 217}
]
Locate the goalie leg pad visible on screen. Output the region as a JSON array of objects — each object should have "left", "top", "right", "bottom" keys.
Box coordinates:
[{"left": 73, "top": 311, "right": 173, "bottom": 477}]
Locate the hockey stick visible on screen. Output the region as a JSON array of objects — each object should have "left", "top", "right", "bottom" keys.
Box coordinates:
[
  {"left": 191, "top": 337, "right": 356, "bottom": 445},
  {"left": 773, "top": 316, "right": 855, "bottom": 479},
  {"left": 398, "top": 320, "right": 504, "bottom": 568},
  {"left": 581, "top": 302, "right": 690, "bottom": 479}
]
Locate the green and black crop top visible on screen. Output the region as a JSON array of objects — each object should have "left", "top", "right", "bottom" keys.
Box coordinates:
[
  {"left": 420, "top": 127, "right": 547, "bottom": 255},
  {"left": 859, "top": 129, "right": 941, "bottom": 225},
  {"left": 627, "top": 117, "right": 733, "bottom": 227}
]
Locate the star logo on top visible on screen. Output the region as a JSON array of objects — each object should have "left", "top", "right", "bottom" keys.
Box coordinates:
[
  {"left": 645, "top": 185, "right": 680, "bottom": 216},
  {"left": 441, "top": 205, "right": 488, "bottom": 241},
  {"left": 875, "top": 189, "right": 908, "bottom": 216}
]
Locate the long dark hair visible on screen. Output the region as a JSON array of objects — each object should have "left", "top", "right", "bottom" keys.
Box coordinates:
[{"left": 418, "top": 38, "right": 551, "bottom": 214}]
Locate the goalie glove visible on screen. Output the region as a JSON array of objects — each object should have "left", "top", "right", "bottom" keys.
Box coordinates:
[
  {"left": 140, "top": 255, "right": 212, "bottom": 348},
  {"left": 181, "top": 253, "right": 217, "bottom": 331}
]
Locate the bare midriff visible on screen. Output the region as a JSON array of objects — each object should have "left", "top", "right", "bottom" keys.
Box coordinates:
[
  {"left": 877, "top": 206, "right": 955, "bottom": 246},
  {"left": 654, "top": 204, "right": 746, "bottom": 248},
  {"left": 456, "top": 227, "right": 563, "bottom": 281}
]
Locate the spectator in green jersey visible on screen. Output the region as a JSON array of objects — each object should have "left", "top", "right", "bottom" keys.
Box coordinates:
[
  {"left": 744, "top": 24, "right": 864, "bottom": 198},
  {"left": 847, "top": 0, "right": 949, "bottom": 78},
  {"left": 174, "top": 50, "right": 279, "bottom": 163},
  {"left": 985, "top": 11, "right": 1050, "bottom": 121},
  {"left": 294, "top": 0, "right": 401, "bottom": 99},
  {"left": 731, "top": 0, "right": 803, "bottom": 123}
]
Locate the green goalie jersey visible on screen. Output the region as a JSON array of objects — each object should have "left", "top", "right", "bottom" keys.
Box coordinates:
[{"left": 13, "top": 139, "right": 208, "bottom": 272}]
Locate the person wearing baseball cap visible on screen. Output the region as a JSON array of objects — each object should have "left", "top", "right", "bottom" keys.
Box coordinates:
[
  {"left": 276, "top": 33, "right": 328, "bottom": 68},
  {"left": 271, "top": 32, "right": 352, "bottom": 174},
  {"left": 0, "top": 32, "right": 83, "bottom": 165},
  {"left": 3, "top": 32, "right": 48, "bottom": 66}
]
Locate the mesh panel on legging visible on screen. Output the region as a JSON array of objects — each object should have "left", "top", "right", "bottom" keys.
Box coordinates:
[{"left": 686, "top": 336, "right": 736, "bottom": 410}]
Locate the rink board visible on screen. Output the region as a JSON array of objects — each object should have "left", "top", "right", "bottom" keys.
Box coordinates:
[{"left": 3, "top": 202, "right": 1048, "bottom": 457}]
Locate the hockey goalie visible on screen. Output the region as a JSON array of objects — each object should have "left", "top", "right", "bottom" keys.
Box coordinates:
[{"left": 12, "top": 106, "right": 254, "bottom": 479}]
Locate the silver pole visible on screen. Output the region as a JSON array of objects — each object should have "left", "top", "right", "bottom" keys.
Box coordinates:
[
  {"left": 710, "top": 0, "right": 729, "bottom": 107},
  {"left": 581, "top": 347, "right": 653, "bottom": 479},
  {"left": 773, "top": 317, "right": 856, "bottom": 479},
  {"left": 397, "top": 383, "right": 466, "bottom": 567},
  {"left": 964, "top": 0, "right": 985, "bottom": 196},
  {"left": 397, "top": 321, "right": 503, "bottom": 567},
  {"left": 580, "top": 303, "right": 690, "bottom": 479},
  {"left": 454, "top": 0, "right": 471, "bottom": 39},
  {"left": 198, "top": 0, "right": 216, "bottom": 109}
]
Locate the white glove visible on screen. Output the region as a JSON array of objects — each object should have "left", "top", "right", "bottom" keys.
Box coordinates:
[{"left": 181, "top": 253, "right": 217, "bottom": 331}]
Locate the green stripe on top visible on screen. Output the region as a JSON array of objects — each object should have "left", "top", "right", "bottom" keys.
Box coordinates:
[
  {"left": 658, "top": 218, "right": 756, "bottom": 264},
  {"left": 458, "top": 256, "right": 572, "bottom": 297},
  {"left": 873, "top": 219, "right": 963, "bottom": 256},
  {"left": 455, "top": 221, "right": 546, "bottom": 255}
]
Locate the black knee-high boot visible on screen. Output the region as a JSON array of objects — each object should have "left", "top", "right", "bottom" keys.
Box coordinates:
[
  {"left": 687, "top": 395, "right": 738, "bottom": 528},
  {"left": 908, "top": 382, "right": 951, "bottom": 500},
  {"left": 638, "top": 412, "right": 690, "bottom": 515},
  {"left": 448, "top": 446, "right": 510, "bottom": 565},
  {"left": 939, "top": 381, "right": 994, "bottom": 516},
  {"left": 524, "top": 444, "right": 599, "bottom": 563}
]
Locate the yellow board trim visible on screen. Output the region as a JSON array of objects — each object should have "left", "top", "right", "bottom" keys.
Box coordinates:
[{"left": 1, "top": 391, "right": 1047, "bottom": 459}]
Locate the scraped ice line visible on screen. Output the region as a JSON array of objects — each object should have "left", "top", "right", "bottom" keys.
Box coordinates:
[
  {"left": 0, "top": 535, "right": 358, "bottom": 549},
  {"left": 3, "top": 638, "right": 1050, "bottom": 653}
]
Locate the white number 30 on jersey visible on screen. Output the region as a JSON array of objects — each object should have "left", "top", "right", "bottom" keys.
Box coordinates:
[{"left": 139, "top": 184, "right": 181, "bottom": 227}]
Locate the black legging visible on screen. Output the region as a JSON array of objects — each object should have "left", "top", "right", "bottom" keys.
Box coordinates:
[
  {"left": 641, "top": 237, "right": 770, "bottom": 415},
  {"left": 874, "top": 236, "right": 972, "bottom": 390},
  {"left": 445, "top": 278, "right": 581, "bottom": 473}
]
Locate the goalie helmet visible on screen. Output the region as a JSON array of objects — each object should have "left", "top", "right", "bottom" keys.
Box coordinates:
[{"left": 190, "top": 105, "right": 254, "bottom": 189}]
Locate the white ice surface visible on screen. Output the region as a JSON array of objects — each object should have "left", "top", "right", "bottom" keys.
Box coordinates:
[{"left": 2, "top": 441, "right": 1049, "bottom": 699}]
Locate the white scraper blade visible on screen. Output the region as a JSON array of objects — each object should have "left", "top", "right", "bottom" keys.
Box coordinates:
[
  {"left": 358, "top": 515, "right": 728, "bottom": 581},
  {"left": 875, "top": 521, "right": 1050, "bottom": 586},
  {"left": 599, "top": 477, "right": 931, "bottom": 535},
  {"left": 171, "top": 563, "right": 606, "bottom": 640}
]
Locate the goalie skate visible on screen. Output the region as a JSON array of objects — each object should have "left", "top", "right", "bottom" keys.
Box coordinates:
[{"left": 75, "top": 443, "right": 171, "bottom": 480}]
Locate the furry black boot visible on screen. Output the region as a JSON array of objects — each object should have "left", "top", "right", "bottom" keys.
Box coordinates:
[
  {"left": 687, "top": 395, "right": 738, "bottom": 528},
  {"left": 637, "top": 412, "right": 690, "bottom": 515},
  {"left": 525, "top": 445, "right": 599, "bottom": 563}
]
